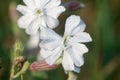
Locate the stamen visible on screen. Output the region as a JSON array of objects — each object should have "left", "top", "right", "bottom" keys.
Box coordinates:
[
  {"left": 62, "top": 35, "right": 71, "bottom": 50},
  {"left": 36, "top": 9, "right": 42, "bottom": 14}
]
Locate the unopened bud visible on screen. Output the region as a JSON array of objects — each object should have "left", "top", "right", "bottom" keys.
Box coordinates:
[
  {"left": 30, "top": 60, "right": 58, "bottom": 71},
  {"left": 63, "top": 1, "right": 85, "bottom": 11},
  {"left": 13, "top": 40, "right": 23, "bottom": 58}
]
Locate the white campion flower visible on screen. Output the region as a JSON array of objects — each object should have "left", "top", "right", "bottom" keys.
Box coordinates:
[
  {"left": 17, "top": 0, "right": 65, "bottom": 35},
  {"left": 39, "top": 15, "right": 92, "bottom": 73}
]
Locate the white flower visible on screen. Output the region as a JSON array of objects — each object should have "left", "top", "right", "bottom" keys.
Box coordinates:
[
  {"left": 39, "top": 15, "right": 92, "bottom": 73},
  {"left": 17, "top": 0, "right": 65, "bottom": 35}
]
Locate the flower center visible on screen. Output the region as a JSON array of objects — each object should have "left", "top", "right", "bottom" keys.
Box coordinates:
[
  {"left": 62, "top": 35, "right": 70, "bottom": 50},
  {"left": 63, "top": 36, "right": 68, "bottom": 47},
  {"left": 36, "top": 9, "right": 42, "bottom": 14},
  {"left": 35, "top": 9, "right": 43, "bottom": 16}
]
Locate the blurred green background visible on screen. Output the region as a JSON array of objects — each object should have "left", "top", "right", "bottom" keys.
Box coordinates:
[{"left": 0, "top": 0, "right": 120, "bottom": 80}]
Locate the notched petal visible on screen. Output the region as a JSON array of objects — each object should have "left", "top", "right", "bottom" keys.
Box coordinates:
[
  {"left": 18, "top": 15, "right": 35, "bottom": 29},
  {"left": 70, "top": 32, "right": 92, "bottom": 43},
  {"left": 62, "top": 52, "right": 74, "bottom": 72},
  {"left": 65, "top": 15, "right": 81, "bottom": 35}
]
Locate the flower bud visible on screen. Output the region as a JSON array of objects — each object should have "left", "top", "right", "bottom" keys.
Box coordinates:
[
  {"left": 13, "top": 40, "right": 23, "bottom": 58},
  {"left": 63, "top": 1, "right": 85, "bottom": 11},
  {"left": 30, "top": 60, "right": 58, "bottom": 71}
]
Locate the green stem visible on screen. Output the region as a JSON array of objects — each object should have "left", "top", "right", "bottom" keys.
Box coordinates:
[
  {"left": 21, "top": 75, "right": 23, "bottom": 80},
  {"left": 67, "top": 72, "right": 77, "bottom": 80},
  {"left": 9, "top": 61, "right": 15, "bottom": 80}
]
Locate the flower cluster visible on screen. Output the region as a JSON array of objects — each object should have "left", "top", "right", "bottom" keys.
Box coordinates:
[{"left": 17, "top": 0, "right": 92, "bottom": 73}]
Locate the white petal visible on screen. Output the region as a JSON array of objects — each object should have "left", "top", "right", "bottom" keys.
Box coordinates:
[
  {"left": 34, "top": 0, "right": 41, "bottom": 8},
  {"left": 37, "top": 52, "right": 44, "bottom": 61},
  {"left": 45, "top": 0, "right": 61, "bottom": 9},
  {"left": 39, "top": 16, "right": 47, "bottom": 28},
  {"left": 25, "top": 18, "right": 40, "bottom": 35},
  {"left": 72, "top": 55, "right": 84, "bottom": 67},
  {"left": 23, "top": 0, "right": 35, "bottom": 9},
  {"left": 70, "top": 42, "right": 88, "bottom": 54},
  {"left": 16, "top": 5, "right": 32, "bottom": 15},
  {"left": 27, "top": 32, "right": 40, "bottom": 48},
  {"left": 67, "top": 48, "right": 84, "bottom": 67},
  {"left": 70, "top": 32, "right": 92, "bottom": 43},
  {"left": 45, "top": 46, "right": 62, "bottom": 65},
  {"left": 45, "top": 16, "right": 59, "bottom": 29},
  {"left": 62, "top": 52, "right": 74, "bottom": 71},
  {"left": 18, "top": 15, "right": 36, "bottom": 29},
  {"left": 40, "top": 46, "right": 62, "bottom": 65},
  {"left": 40, "top": 27, "right": 62, "bottom": 41},
  {"left": 78, "top": 56, "right": 84, "bottom": 66},
  {"left": 65, "top": 15, "right": 80, "bottom": 35},
  {"left": 40, "top": 28, "right": 62, "bottom": 50},
  {"left": 46, "top": 6, "right": 66, "bottom": 19},
  {"left": 35, "top": 0, "right": 50, "bottom": 8},
  {"left": 71, "top": 20, "right": 86, "bottom": 35},
  {"left": 40, "top": 48, "right": 52, "bottom": 59},
  {"left": 40, "top": 39, "right": 60, "bottom": 51}
]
